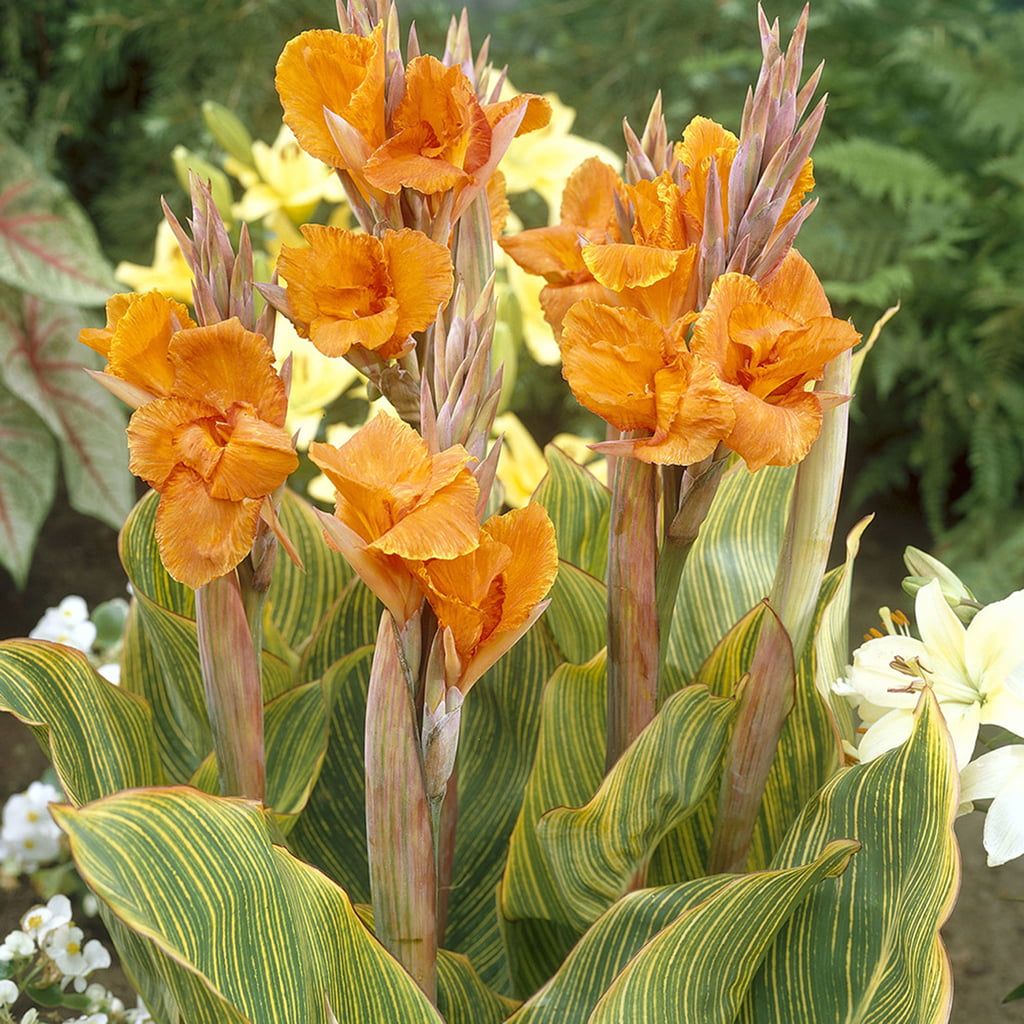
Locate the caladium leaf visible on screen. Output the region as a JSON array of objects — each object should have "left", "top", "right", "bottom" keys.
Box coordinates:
[
  {"left": 0, "top": 389, "right": 57, "bottom": 586},
  {"left": 0, "top": 285, "right": 132, "bottom": 529},
  {"left": 0, "top": 132, "right": 119, "bottom": 305}
]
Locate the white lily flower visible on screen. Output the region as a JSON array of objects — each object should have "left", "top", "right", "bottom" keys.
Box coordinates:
[
  {"left": 961, "top": 744, "right": 1024, "bottom": 866},
  {"left": 838, "top": 579, "right": 1024, "bottom": 768}
]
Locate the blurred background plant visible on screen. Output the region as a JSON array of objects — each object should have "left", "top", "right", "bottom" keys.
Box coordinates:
[{"left": 3, "top": 0, "right": 1023, "bottom": 597}]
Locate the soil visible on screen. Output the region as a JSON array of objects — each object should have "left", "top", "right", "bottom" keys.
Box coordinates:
[{"left": 1, "top": 489, "right": 1022, "bottom": 1022}]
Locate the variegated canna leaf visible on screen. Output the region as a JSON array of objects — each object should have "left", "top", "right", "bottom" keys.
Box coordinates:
[{"left": 54, "top": 788, "right": 443, "bottom": 1024}]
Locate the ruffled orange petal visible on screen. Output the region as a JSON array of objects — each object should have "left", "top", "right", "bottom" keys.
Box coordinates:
[
  {"left": 581, "top": 243, "right": 682, "bottom": 291},
  {"left": 364, "top": 126, "right": 470, "bottom": 194},
  {"left": 559, "top": 302, "right": 666, "bottom": 431},
  {"left": 480, "top": 503, "right": 558, "bottom": 633},
  {"left": 626, "top": 175, "right": 692, "bottom": 250},
  {"left": 724, "top": 386, "right": 823, "bottom": 471},
  {"left": 559, "top": 157, "right": 626, "bottom": 234},
  {"left": 103, "top": 292, "right": 196, "bottom": 399},
  {"left": 689, "top": 272, "right": 765, "bottom": 376},
  {"left": 206, "top": 411, "right": 298, "bottom": 501},
  {"left": 499, "top": 225, "right": 588, "bottom": 280},
  {"left": 762, "top": 248, "right": 831, "bottom": 319},
  {"left": 127, "top": 397, "right": 214, "bottom": 490},
  {"left": 483, "top": 93, "right": 552, "bottom": 137},
  {"left": 419, "top": 532, "right": 511, "bottom": 661},
  {"left": 382, "top": 228, "right": 454, "bottom": 338},
  {"left": 169, "top": 318, "right": 288, "bottom": 426},
  {"left": 79, "top": 292, "right": 135, "bottom": 357},
  {"left": 276, "top": 26, "right": 386, "bottom": 170},
  {"left": 676, "top": 116, "right": 738, "bottom": 234},
  {"left": 155, "top": 466, "right": 262, "bottom": 588},
  {"left": 631, "top": 355, "right": 735, "bottom": 466},
  {"left": 279, "top": 227, "right": 383, "bottom": 322},
  {"left": 540, "top": 280, "right": 618, "bottom": 339},
  {"left": 364, "top": 57, "right": 491, "bottom": 194},
  {"left": 309, "top": 414, "right": 480, "bottom": 561}
]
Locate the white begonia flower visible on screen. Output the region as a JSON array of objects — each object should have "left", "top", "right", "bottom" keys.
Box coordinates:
[
  {"left": 18, "top": 1011, "right": 40, "bottom": 1024},
  {"left": 21, "top": 894, "right": 72, "bottom": 943},
  {"left": 30, "top": 596, "right": 96, "bottom": 653},
  {"left": 0, "top": 929, "right": 35, "bottom": 961},
  {"left": 0, "top": 978, "right": 18, "bottom": 1005},
  {"left": 96, "top": 663, "right": 121, "bottom": 686},
  {"left": 64, "top": 1015, "right": 108, "bottom": 1024},
  {"left": 125, "top": 999, "right": 154, "bottom": 1023},
  {"left": 837, "top": 580, "right": 1024, "bottom": 769},
  {"left": 0, "top": 781, "right": 63, "bottom": 870},
  {"left": 960, "top": 744, "right": 1024, "bottom": 867},
  {"left": 43, "top": 923, "right": 111, "bottom": 992}
]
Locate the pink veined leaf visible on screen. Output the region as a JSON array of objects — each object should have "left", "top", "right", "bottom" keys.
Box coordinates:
[
  {"left": 0, "top": 285, "right": 133, "bottom": 531},
  {"left": 0, "top": 134, "right": 118, "bottom": 306},
  {"left": 0, "top": 389, "right": 57, "bottom": 587}
]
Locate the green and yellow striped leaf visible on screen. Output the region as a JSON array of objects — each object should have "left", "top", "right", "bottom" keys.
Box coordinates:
[
  {"left": 541, "top": 560, "right": 605, "bottom": 665},
  {"left": 738, "top": 691, "right": 959, "bottom": 1023},
  {"left": 812, "top": 515, "right": 872, "bottom": 748},
  {"left": 534, "top": 445, "right": 610, "bottom": 580},
  {"left": 445, "top": 618, "right": 564, "bottom": 991},
  {"left": 121, "top": 600, "right": 209, "bottom": 781},
  {"left": 501, "top": 654, "right": 606, "bottom": 928},
  {"left": 54, "top": 788, "right": 442, "bottom": 1024},
  {"left": 264, "top": 488, "right": 354, "bottom": 654},
  {"left": 295, "top": 577, "right": 381, "bottom": 684},
  {"left": 0, "top": 640, "right": 163, "bottom": 802},
  {"left": 537, "top": 685, "right": 735, "bottom": 929},
  {"left": 119, "top": 489, "right": 193, "bottom": 618},
  {"left": 667, "top": 463, "right": 795, "bottom": 687},
  {"left": 508, "top": 841, "right": 856, "bottom": 1023},
  {"left": 190, "top": 678, "right": 329, "bottom": 827},
  {"left": 286, "top": 646, "right": 375, "bottom": 903}
]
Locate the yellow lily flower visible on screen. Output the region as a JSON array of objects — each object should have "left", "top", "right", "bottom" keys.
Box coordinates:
[
  {"left": 226, "top": 123, "right": 349, "bottom": 232},
  {"left": 500, "top": 82, "right": 622, "bottom": 225},
  {"left": 114, "top": 222, "right": 195, "bottom": 305}
]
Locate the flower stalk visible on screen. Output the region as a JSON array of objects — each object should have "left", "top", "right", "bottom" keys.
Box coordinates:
[
  {"left": 364, "top": 609, "right": 437, "bottom": 1002},
  {"left": 195, "top": 572, "right": 266, "bottom": 801},
  {"left": 605, "top": 442, "right": 660, "bottom": 771}
]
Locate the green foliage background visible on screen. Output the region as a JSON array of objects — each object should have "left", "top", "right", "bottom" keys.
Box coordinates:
[{"left": 5, "top": 0, "right": 1024, "bottom": 596}]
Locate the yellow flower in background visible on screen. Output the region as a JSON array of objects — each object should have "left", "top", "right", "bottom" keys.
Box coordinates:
[
  {"left": 500, "top": 82, "right": 622, "bottom": 225},
  {"left": 272, "top": 312, "right": 360, "bottom": 449},
  {"left": 493, "top": 412, "right": 605, "bottom": 507},
  {"left": 114, "top": 222, "right": 194, "bottom": 305},
  {"left": 226, "top": 123, "right": 349, "bottom": 237},
  {"left": 499, "top": 253, "right": 561, "bottom": 365}
]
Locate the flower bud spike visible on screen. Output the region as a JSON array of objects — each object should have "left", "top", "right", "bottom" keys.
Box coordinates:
[{"left": 796, "top": 60, "right": 825, "bottom": 120}]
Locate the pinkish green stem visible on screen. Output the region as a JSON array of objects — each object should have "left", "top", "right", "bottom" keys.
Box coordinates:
[
  {"left": 195, "top": 572, "right": 265, "bottom": 801},
  {"left": 605, "top": 448, "right": 660, "bottom": 771},
  {"left": 364, "top": 610, "right": 437, "bottom": 1003}
]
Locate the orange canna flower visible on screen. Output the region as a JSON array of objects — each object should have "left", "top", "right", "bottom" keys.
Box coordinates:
[
  {"left": 275, "top": 26, "right": 387, "bottom": 186},
  {"left": 560, "top": 301, "right": 734, "bottom": 466},
  {"left": 498, "top": 157, "right": 626, "bottom": 337},
  {"left": 579, "top": 177, "right": 701, "bottom": 329},
  {"left": 362, "top": 55, "right": 550, "bottom": 210},
  {"left": 674, "top": 115, "right": 814, "bottom": 242},
  {"left": 277, "top": 225, "right": 454, "bottom": 360},
  {"left": 125, "top": 318, "right": 298, "bottom": 589},
  {"left": 675, "top": 117, "right": 739, "bottom": 238},
  {"left": 416, "top": 502, "right": 558, "bottom": 692},
  {"left": 309, "top": 414, "right": 481, "bottom": 624},
  {"left": 689, "top": 249, "right": 860, "bottom": 470},
  {"left": 79, "top": 291, "right": 197, "bottom": 407}
]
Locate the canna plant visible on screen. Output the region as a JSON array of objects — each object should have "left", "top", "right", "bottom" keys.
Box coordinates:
[{"left": 0, "top": 3, "right": 961, "bottom": 1023}]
